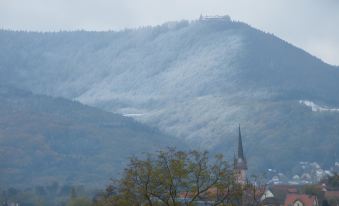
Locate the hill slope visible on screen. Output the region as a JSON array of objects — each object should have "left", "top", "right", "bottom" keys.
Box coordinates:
[
  {"left": 0, "top": 86, "right": 177, "bottom": 187},
  {"left": 0, "top": 18, "right": 339, "bottom": 172}
]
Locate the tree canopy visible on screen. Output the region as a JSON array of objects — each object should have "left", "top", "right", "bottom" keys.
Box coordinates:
[{"left": 96, "top": 148, "right": 257, "bottom": 206}]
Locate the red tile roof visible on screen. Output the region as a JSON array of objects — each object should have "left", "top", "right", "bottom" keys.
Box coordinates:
[
  {"left": 284, "top": 194, "right": 317, "bottom": 206},
  {"left": 288, "top": 188, "right": 298, "bottom": 193},
  {"left": 325, "top": 191, "right": 339, "bottom": 199}
]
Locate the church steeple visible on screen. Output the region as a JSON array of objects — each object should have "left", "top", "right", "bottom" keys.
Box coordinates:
[
  {"left": 234, "top": 124, "right": 247, "bottom": 172},
  {"left": 238, "top": 124, "right": 245, "bottom": 160}
]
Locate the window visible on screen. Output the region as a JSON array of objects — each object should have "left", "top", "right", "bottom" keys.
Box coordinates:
[{"left": 293, "top": 200, "right": 304, "bottom": 206}]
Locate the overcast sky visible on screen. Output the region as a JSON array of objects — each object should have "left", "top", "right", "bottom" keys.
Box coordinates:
[{"left": 1, "top": 0, "right": 338, "bottom": 66}]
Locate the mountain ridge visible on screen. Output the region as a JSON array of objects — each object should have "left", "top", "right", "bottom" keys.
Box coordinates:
[
  {"left": 0, "top": 85, "right": 179, "bottom": 187},
  {"left": 1, "top": 18, "right": 339, "bottom": 174}
]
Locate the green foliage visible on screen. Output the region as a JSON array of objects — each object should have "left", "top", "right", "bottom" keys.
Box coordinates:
[{"left": 67, "top": 197, "right": 93, "bottom": 206}]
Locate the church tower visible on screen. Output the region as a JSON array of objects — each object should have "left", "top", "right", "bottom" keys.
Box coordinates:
[{"left": 234, "top": 125, "right": 247, "bottom": 185}]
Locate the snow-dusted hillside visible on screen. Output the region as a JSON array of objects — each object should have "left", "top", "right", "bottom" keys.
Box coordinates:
[
  {"left": 299, "top": 100, "right": 339, "bottom": 112},
  {"left": 1, "top": 19, "right": 339, "bottom": 172}
]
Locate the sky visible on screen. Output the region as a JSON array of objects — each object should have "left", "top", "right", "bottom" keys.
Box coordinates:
[{"left": 1, "top": 0, "right": 338, "bottom": 66}]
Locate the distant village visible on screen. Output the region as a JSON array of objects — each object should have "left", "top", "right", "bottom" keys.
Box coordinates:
[{"left": 233, "top": 126, "right": 339, "bottom": 206}]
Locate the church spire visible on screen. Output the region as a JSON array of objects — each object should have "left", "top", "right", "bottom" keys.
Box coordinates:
[
  {"left": 235, "top": 124, "right": 247, "bottom": 170},
  {"left": 238, "top": 124, "right": 245, "bottom": 160},
  {"left": 234, "top": 124, "right": 248, "bottom": 185}
]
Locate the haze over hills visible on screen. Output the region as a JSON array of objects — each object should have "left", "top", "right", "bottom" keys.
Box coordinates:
[
  {"left": 0, "top": 17, "right": 339, "bottom": 174},
  {"left": 0, "top": 86, "right": 177, "bottom": 187}
]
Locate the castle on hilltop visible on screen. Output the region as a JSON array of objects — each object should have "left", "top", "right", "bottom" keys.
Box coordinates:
[
  {"left": 234, "top": 125, "right": 248, "bottom": 185},
  {"left": 199, "top": 14, "right": 231, "bottom": 22}
]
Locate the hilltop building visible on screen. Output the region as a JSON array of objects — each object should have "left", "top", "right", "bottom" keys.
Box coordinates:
[
  {"left": 199, "top": 14, "right": 231, "bottom": 22},
  {"left": 234, "top": 125, "right": 248, "bottom": 185}
]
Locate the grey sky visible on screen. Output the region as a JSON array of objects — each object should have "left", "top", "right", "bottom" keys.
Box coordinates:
[{"left": 1, "top": 0, "right": 338, "bottom": 65}]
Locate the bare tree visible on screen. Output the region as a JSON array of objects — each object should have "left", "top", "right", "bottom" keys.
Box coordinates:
[
  {"left": 243, "top": 175, "right": 268, "bottom": 206},
  {"left": 98, "top": 148, "right": 246, "bottom": 206}
]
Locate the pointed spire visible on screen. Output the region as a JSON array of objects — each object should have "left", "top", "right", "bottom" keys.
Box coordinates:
[
  {"left": 233, "top": 150, "right": 236, "bottom": 168},
  {"left": 235, "top": 124, "right": 247, "bottom": 170},
  {"left": 238, "top": 124, "right": 245, "bottom": 160}
]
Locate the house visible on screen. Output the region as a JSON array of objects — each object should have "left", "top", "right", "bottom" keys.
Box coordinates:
[
  {"left": 261, "top": 185, "right": 320, "bottom": 206},
  {"left": 284, "top": 194, "right": 318, "bottom": 206}
]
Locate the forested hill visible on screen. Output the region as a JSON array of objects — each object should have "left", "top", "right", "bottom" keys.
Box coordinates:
[
  {"left": 0, "top": 86, "right": 178, "bottom": 187},
  {"left": 0, "top": 18, "right": 339, "bottom": 173}
]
